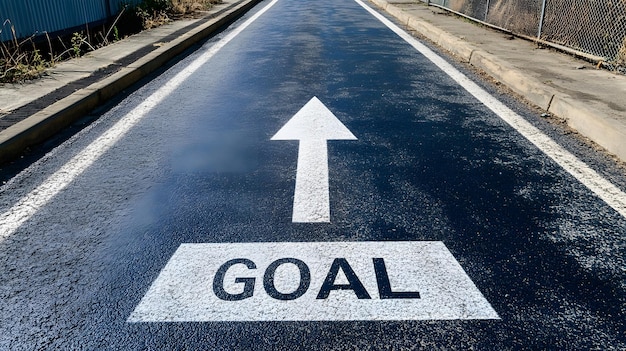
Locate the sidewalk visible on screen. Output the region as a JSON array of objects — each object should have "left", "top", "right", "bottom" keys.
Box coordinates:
[
  {"left": 1, "top": 0, "right": 625, "bottom": 164},
  {"left": 371, "top": 0, "right": 626, "bottom": 163}
]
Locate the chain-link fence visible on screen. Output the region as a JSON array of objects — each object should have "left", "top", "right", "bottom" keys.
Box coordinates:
[{"left": 427, "top": 0, "right": 626, "bottom": 72}]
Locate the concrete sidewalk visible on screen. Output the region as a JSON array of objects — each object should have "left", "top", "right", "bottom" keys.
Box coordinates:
[
  {"left": 371, "top": 0, "right": 626, "bottom": 163},
  {"left": 0, "top": 0, "right": 625, "bottom": 164}
]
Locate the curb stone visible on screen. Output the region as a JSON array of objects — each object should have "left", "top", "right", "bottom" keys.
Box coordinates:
[{"left": 467, "top": 50, "right": 556, "bottom": 110}]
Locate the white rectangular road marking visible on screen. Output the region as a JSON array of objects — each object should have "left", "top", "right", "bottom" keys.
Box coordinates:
[
  {"left": 355, "top": 0, "right": 626, "bottom": 219},
  {"left": 128, "top": 242, "right": 500, "bottom": 322}
]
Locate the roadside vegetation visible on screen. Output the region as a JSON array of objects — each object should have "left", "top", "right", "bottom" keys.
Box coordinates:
[{"left": 0, "top": 0, "right": 220, "bottom": 84}]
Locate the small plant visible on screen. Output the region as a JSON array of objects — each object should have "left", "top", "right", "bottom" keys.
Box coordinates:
[
  {"left": 69, "top": 31, "right": 96, "bottom": 58},
  {"left": 71, "top": 32, "right": 84, "bottom": 57}
]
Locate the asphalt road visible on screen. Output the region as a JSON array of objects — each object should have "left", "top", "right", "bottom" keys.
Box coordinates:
[{"left": 1, "top": 0, "right": 625, "bottom": 349}]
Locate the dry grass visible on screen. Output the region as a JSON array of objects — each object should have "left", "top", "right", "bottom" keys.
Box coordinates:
[
  {"left": 0, "top": 21, "right": 51, "bottom": 83},
  {"left": 135, "top": 0, "right": 221, "bottom": 28},
  {"left": 171, "top": 0, "right": 207, "bottom": 14},
  {"left": 170, "top": 0, "right": 222, "bottom": 16}
]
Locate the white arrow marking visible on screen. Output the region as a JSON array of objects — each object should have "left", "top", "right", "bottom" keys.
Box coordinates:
[{"left": 272, "top": 97, "right": 357, "bottom": 223}]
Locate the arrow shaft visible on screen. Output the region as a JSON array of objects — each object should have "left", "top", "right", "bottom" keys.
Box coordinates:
[{"left": 293, "top": 140, "right": 329, "bottom": 222}]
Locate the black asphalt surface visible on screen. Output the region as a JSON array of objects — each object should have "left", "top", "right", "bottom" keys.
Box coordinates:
[{"left": 1, "top": 0, "right": 625, "bottom": 349}]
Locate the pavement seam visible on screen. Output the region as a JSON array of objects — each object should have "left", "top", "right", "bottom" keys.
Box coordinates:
[{"left": 0, "top": 0, "right": 263, "bottom": 164}]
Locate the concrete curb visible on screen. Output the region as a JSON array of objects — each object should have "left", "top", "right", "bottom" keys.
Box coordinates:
[
  {"left": 549, "top": 96, "right": 626, "bottom": 159},
  {"left": 0, "top": 0, "right": 263, "bottom": 164},
  {"left": 372, "top": 0, "right": 626, "bottom": 162},
  {"left": 467, "top": 50, "right": 556, "bottom": 110}
]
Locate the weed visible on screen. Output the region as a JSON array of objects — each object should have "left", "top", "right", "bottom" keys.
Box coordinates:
[{"left": 71, "top": 32, "right": 84, "bottom": 57}]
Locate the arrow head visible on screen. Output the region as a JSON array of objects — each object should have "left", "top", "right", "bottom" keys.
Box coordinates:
[{"left": 271, "top": 97, "right": 357, "bottom": 141}]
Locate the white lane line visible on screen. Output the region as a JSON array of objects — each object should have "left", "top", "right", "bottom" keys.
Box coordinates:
[
  {"left": 0, "top": 0, "right": 280, "bottom": 241},
  {"left": 271, "top": 97, "right": 357, "bottom": 222},
  {"left": 356, "top": 0, "right": 626, "bottom": 219},
  {"left": 128, "top": 241, "right": 500, "bottom": 321}
]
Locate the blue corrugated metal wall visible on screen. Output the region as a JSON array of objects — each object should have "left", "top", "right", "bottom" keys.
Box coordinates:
[{"left": 0, "top": 0, "right": 142, "bottom": 42}]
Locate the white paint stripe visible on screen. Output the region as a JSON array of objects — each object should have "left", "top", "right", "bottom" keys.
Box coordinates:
[
  {"left": 0, "top": 0, "right": 280, "bottom": 241},
  {"left": 356, "top": 0, "right": 626, "bottom": 219},
  {"left": 128, "top": 241, "right": 500, "bottom": 321},
  {"left": 293, "top": 139, "right": 331, "bottom": 222}
]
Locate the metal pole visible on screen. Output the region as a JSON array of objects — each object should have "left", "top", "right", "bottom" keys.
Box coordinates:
[
  {"left": 485, "top": 0, "right": 490, "bottom": 21},
  {"left": 537, "top": 0, "right": 547, "bottom": 39}
]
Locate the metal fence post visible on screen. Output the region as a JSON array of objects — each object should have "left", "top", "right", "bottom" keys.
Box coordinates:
[
  {"left": 537, "top": 0, "right": 547, "bottom": 39},
  {"left": 485, "top": 0, "right": 490, "bottom": 21}
]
